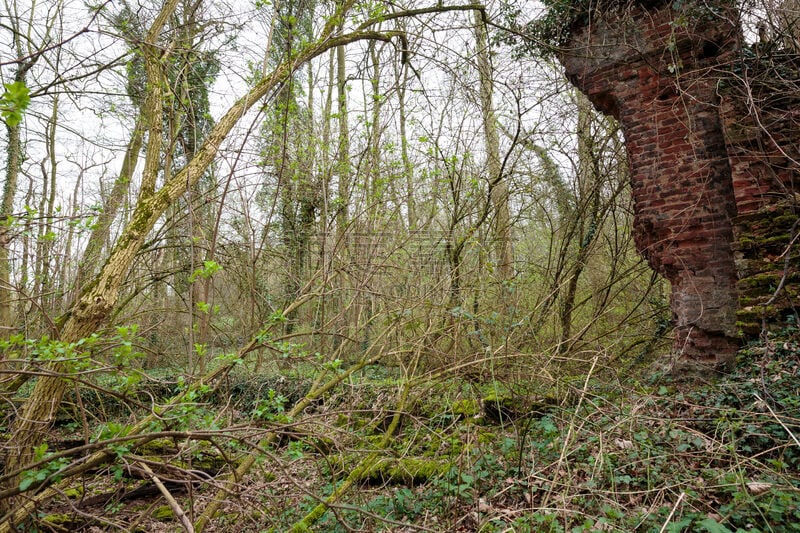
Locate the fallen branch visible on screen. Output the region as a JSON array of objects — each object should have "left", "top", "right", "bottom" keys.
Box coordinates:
[
  {"left": 288, "top": 380, "right": 411, "bottom": 532},
  {"left": 193, "top": 347, "right": 390, "bottom": 531},
  {"left": 139, "top": 461, "right": 194, "bottom": 533},
  {"left": 0, "top": 292, "right": 316, "bottom": 532}
]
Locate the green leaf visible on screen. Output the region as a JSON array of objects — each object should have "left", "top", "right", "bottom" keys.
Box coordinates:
[
  {"left": 1, "top": 81, "right": 31, "bottom": 127},
  {"left": 697, "top": 518, "right": 734, "bottom": 533},
  {"left": 189, "top": 260, "right": 222, "bottom": 283},
  {"left": 33, "top": 443, "right": 49, "bottom": 461},
  {"left": 18, "top": 476, "right": 34, "bottom": 491}
]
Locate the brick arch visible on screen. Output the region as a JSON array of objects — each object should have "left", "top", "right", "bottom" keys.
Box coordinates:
[{"left": 559, "top": 2, "right": 800, "bottom": 370}]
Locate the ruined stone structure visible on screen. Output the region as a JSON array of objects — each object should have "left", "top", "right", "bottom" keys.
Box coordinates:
[{"left": 559, "top": 1, "right": 800, "bottom": 368}]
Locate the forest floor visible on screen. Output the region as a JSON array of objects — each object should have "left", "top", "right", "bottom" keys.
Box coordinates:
[{"left": 19, "top": 330, "right": 800, "bottom": 532}]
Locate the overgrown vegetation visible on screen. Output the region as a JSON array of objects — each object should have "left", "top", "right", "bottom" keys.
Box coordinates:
[
  {"left": 1, "top": 0, "right": 799, "bottom": 530},
  {"left": 498, "top": 0, "right": 740, "bottom": 57},
  {"left": 2, "top": 326, "right": 797, "bottom": 531}
]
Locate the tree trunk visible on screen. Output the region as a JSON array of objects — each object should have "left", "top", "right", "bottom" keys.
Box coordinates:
[
  {"left": 4, "top": 0, "right": 181, "bottom": 483},
  {"left": 35, "top": 95, "right": 60, "bottom": 318},
  {"left": 396, "top": 45, "right": 416, "bottom": 230},
  {"left": 558, "top": 94, "right": 601, "bottom": 352},
  {"left": 0, "top": 1, "right": 37, "bottom": 340},
  {"left": 59, "top": 163, "right": 84, "bottom": 315},
  {"left": 74, "top": 118, "right": 143, "bottom": 299},
  {"left": 473, "top": 3, "right": 513, "bottom": 283},
  {"left": 0, "top": 120, "right": 21, "bottom": 340},
  {"left": 336, "top": 38, "right": 350, "bottom": 240}
]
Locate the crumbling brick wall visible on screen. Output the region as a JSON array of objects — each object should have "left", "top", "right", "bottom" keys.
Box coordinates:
[
  {"left": 723, "top": 56, "right": 800, "bottom": 334},
  {"left": 559, "top": 1, "right": 799, "bottom": 368}
]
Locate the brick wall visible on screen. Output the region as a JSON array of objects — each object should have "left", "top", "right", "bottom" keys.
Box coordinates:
[
  {"left": 723, "top": 55, "right": 800, "bottom": 334},
  {"left": 559, "top": 2, "right": 800, "bottom": 369}
]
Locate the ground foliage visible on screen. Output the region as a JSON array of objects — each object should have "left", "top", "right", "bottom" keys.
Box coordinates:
[{"left": 4, "top": 324, "right": 798, "bottom": 532}]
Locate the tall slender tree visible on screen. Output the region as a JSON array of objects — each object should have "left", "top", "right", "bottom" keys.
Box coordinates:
[
  {"left": 472, "top": 1, "right": 513, "bottom": 283},
  {"left": 0, "top": 0, "right": 40, "bottom": 339}
]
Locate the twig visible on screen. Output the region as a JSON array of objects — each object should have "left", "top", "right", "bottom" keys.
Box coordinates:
[
  {"left": 541, "top": 354, "right": 598, "bottom": 508},
  {"left": 755, "top": 393, "right": 800, "bottom": 447},
  {"left": 658, "top": 492, "right": 686, "bottom": 533},
  {"left": 138, "top": 462, "right": 194, "bottom": 533}
]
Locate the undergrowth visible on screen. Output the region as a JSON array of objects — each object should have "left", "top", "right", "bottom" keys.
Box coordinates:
[
  {"left": 12, "top": 329, "right": 800, "bottom": 532},
  {"left": 264, "top": 331, "right": 800, "bottom": 532}
]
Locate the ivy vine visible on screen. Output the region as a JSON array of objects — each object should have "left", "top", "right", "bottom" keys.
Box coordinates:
[{"left": 497, "top": 0, "right": 731, "bottom": 58}]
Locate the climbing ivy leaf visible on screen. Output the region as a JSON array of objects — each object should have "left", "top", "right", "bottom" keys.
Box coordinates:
[{"left": 0, "top": 81, "right": 31, "bottom": 127}]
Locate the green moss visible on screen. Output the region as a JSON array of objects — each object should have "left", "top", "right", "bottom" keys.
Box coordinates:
[
  {"left": 191, "top": 452, "right": 230, "bottom": 472},
  {"left": 63, "top": 486, "right": 84, "bottom": 499},
  {"left": 149, "top": 440, "right": 235, "bottom": 474},
  {"left": 736, "top": 259, "right": 777, "bottom": 278},
  {"left": 771, "top": 214, "right": 798, "bottom": 229},
  {"left": 42, "top": 513, "right": 72, "bottom": 526},
  {"left": 477, "top": 431, "right": 496, "bottom": 445},
  {"left": 136, "top": 438, "right": 176, "bottom": 455},
  {"left": 735, "top": 320, "right": 761, "bottom": 335},
  {"left": 325, "top": 454, "right": 351, "bottom": 475},
  {"left": 482, "top": 393, "right": 516, "bottom": 423},
  {"left": 421, "top": 434, "right": 464, "bottom": 457},
  {"left": 737, "top": 272, "right": 781, "bottom": 290},
  {"left": 759, "top": 234, "right": 794, "bottom": 248},
  {"left": 452, "top": 398, "right": 480, "bottom": 417},
  {"left": 152, "top": 505, "right": 174, "bottom": 520},
  {"left": 360, "top": 456, "right": 450, "bottom": 484},
  {"left": 739, "top": 296, "right": 773, "bottom": 307},
  {"left": 481, "top": 387, "right": 560, "bottom": 423},
  {"left": 736, "top": 303, "right": 781, "bottom": 336},
  {"left": 737, "top": 305, "right": 778, "bottom": 321}
]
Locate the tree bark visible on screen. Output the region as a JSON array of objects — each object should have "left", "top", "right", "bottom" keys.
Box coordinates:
[
  {"left": 473, "top": 3, "right": 513, "bottom": 283},
  {"left": 0, "top": 120, "right": 21, "bottom": 340},
  {"left": 74, "top": 118, "right": 143, "bottom": 298}
]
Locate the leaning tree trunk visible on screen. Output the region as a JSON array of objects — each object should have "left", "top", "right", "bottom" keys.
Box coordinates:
[
  {"left": 4, "top": 0, "right": 179, "bottom": 482},
  {"left": 73, "top": 118, "right": 143, "bottom": 297}
]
